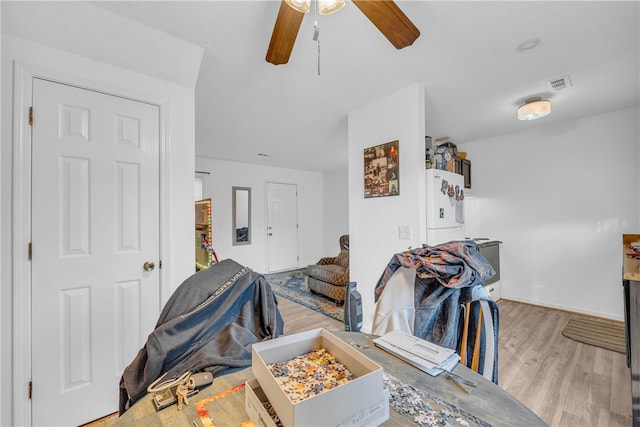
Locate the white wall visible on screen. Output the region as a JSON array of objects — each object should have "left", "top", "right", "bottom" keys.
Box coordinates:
[
  {"left": 195, "top": 157, "right": 325, "bottom": 274},
  {"left": 459, "top": 106, "right": 640, "bottom": 320},
  {"left": 1, "top": 34, "right": 199, "bottom": 425},
  {"left": 2, "top": 1, "right": 203, "bottom": 90},
  {"left": 0, "top": 8, "right": 4, "bottom": 426},
  {"left": 348, "top": 84, "right": 427, "bottom": 332},
  {"left": 323, "top": 168, "right": 350, "bottom": 255}
]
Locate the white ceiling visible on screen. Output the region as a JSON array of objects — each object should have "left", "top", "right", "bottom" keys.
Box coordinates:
[{"left": 3, "top": 1, "right": 639, "bottom": 172}]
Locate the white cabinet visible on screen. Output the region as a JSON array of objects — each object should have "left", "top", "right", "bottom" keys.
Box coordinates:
[{"left": 484, "top": 281, "right": 501, "bottom": 301}]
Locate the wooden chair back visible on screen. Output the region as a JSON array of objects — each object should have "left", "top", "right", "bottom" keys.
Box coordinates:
[{"left": 458, "top": 299, "right": 497, "bottom": 382}]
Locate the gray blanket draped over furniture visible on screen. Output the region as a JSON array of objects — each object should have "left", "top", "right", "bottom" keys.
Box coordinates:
[
  {"left": 119, "top": 259, "right": 284, "bottom": 414},
  {"left": 373, "top": 241, "right": 500, "bottom": 383}
]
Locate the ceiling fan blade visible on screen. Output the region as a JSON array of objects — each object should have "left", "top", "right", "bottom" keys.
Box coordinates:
[
  {"left": 266, "top": 1, "right": 305, "bottom": 65},
  {"left": 352, "top": 0, "right": 420, "bottom": 50}
]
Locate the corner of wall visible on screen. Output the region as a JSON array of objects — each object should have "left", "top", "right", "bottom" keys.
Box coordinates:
[
  {"left": 347, "top": 84, "right": 426, "bottom": 332},
  {"left": 323, "top": 168, "right": 349, "bottom": 255},
  {"left": 0, "top": 10, "right": 5, "bottom": 427}
]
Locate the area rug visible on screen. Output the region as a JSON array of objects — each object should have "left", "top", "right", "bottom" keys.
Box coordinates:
[
  {"left": 264, "top": 268, "right": 344, "bottom": 323},
  {"left": 561, "top": 317, "right": 626, "bottom": 354}
]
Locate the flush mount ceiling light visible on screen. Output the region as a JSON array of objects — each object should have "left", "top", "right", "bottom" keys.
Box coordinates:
[
  {"left": 516, "top": 38, "right": 541, "bottom": 52},
  {"left": 517, "top": 97, "right": 551, "bottom": 121}
]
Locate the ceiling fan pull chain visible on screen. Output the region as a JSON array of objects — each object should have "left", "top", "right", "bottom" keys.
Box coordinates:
[
  {"left": 313, "top": 1, "right": 321, "bottom": 76},
  {"left": 317, "top": 38, "right": 321, "bottom": 76},
  {"left": 312, "top": 16, "right": 321, "bottom": 76}
]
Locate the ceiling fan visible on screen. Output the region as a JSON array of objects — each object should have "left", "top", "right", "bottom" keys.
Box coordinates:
[{"left": 266, "top": 0, "right": 420, "bottom": 65}]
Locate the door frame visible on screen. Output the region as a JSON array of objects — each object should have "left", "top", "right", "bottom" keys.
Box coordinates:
[
  {"left": 11, "top": 61, "right": 172, "bottom": 426},
  {"left": 265, "top": 181, "right": 299, "bottom": 273}
]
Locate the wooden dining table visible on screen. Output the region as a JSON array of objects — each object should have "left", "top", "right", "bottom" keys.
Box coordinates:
[{"left": 114, "top": 331, "right": 546, "bottom": 427}]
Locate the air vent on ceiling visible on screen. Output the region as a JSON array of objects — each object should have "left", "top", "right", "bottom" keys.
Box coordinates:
[{"left": 546, "top": 75, "right": 573, "bottom": 91}]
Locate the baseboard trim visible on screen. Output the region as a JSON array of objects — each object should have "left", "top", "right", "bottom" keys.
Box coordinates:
[{"left": 500, "top": 298, "right": 624, "bottom": 324}]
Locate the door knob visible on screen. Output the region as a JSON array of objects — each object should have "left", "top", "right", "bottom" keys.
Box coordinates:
[{"left": 143, "top": 261, "right": 155, "bottom": 272}]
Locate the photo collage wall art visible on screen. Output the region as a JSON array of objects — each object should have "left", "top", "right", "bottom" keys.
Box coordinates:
[{"left": 364, "top": 140, "right": 399, "bottom": 198}]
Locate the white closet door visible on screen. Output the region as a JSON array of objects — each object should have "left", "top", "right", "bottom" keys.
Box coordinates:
[{"left": 31, "top": 78, "right": 161, "bottom": 426}]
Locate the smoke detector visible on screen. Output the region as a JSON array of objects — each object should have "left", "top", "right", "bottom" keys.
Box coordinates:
[
  {"left": 546, "top": 75, "right": 573, "bottom": 91},
  {"left": 516, "top": 38, "right": 541, "bottom": 52}
]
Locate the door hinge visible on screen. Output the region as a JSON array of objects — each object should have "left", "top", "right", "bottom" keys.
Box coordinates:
[
  {"left": 29, "top": 106, "right": 33, "bottom": 126},
  {"left": 159, "top": 260, "right": 162, "bottom": 269},
  {"left": 28, "top": 381, "right": 32, "bottom": 399},
  {"left": 28, "top": 242, "right": 32, "bottom": 261}
]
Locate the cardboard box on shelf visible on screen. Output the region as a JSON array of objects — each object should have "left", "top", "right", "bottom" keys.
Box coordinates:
[
  {"left": 250, "top": 329, "right": 389, "bottom": 427},
  {"left": 245, "top": 377, "right": 281, "bottom": 427}
]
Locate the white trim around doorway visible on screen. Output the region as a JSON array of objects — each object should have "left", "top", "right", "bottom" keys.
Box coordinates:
[{"left": 11, "top": 61, "right": 172, "bottom": 426}]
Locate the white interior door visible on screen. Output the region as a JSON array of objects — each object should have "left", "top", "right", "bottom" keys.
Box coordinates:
[
  {"left": 266, "top": 182, "right": 299, "bottom": 272},
  {"left": 31, "top": 78, "right": 161, "bottom": 426}
]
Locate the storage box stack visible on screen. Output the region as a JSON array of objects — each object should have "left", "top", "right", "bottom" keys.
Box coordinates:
[
  {"left": 433, "top": 137, "right": 472, "bottom": 181},
  {"left": 245, "top": 329, "right": 389, "bottom": 427},
  {"left": 433, "top": 137, "right": 458, "bottom": 172}
]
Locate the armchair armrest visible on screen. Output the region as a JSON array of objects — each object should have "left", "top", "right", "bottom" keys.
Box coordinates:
[{"left": 317, "top": 256, "right": 339, "bottom": 265}]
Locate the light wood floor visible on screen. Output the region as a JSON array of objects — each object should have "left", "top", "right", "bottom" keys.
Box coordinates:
[
  {"left": 84, "top": 298, "right": 632, "bottom": 427},
  {"left": 497, "top": 299, "right": 632, "bottom": 427}
]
